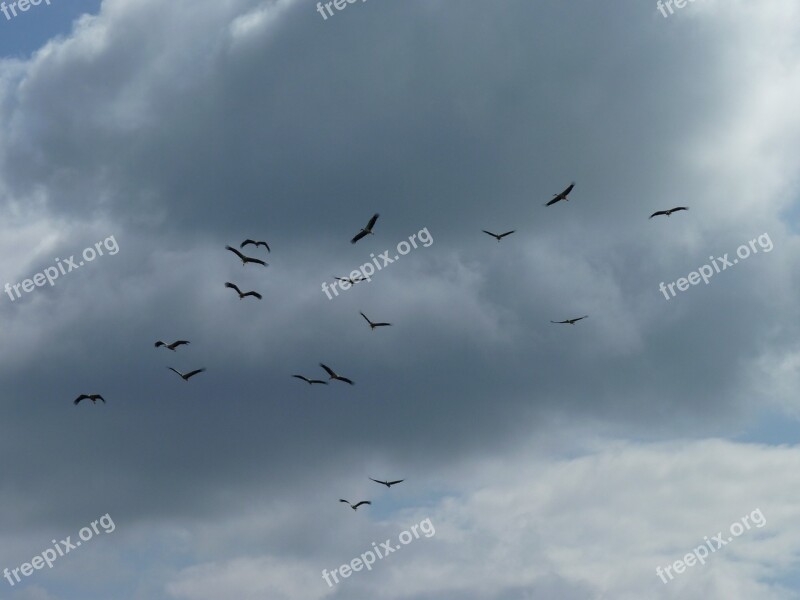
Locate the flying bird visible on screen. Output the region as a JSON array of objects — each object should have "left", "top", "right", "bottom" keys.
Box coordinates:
[
  {"left": 482, "top": 230, "right": 515, "bottom": 241},
  {"left": 167, "top": 367, "right": 206, "bottom": 381},
  {"left": 649, "top": 207, "right": 689, "bottom": 219},
  {"left": 339, "top": 499, "right": 371, "bottom": 511},
  {"left": 360, "top": 312, "right": 391, "bottom": 330},
  {"left": 225, "top": 245, "right": 268, "bottom": 266},
  {"left": 334, "top": 275, "right": 365, "bottom": 285},
  {"left": 351, "top": 213, "right": 380, "bottom": 244},
  {"left": 320, "top": 363, "right": 354, "bottom": 385},
  {"left": 369, "top": 477, "right": 404, "bottom": 488},
  {"left": 74, "top": 394, "right": 105, "bottom": 405},
  {"left": 551, "top": 315, "right": 588, "bottom": 325},
  {"left": 240, "top": 239, "right": 270, "bottom": 252},
  {"left": 225, "top": 282, "right": 262, "bottom": 300},
  {"left": 154, "top": 340, "right": 190, "bottom": 351},
  {"left": 292, "top": 375, "right": 328, "bottom": 385},
  {"left": 544, "top": 182, "right": 575, "bottom": 206}
]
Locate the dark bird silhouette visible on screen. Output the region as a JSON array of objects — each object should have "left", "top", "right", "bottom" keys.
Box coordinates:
[
  {"left": 74, "top": 394, "right": 105, "bottom": 405},
  {"left": 154, "top": 340, "right": 190, "bottom": 351},
  {"left": 360, "top": 312, "right": 391, "bottom": 330},
  {"left": 351, "top": 213, "right": 380, "bottom": 244},
  {"left": 240, "top": 239, "right": 270, "bottom": 252},
  {"left": 320, "top": 363, "right": 354, "bottom": 385},
  {"left": 293, "top": 375, "right": 328, "bottom": 385},
  {"left": 340, "top": 499, "right": 371, "bottom": 511},
  {"left": 551, "top": 315, "right": 588, "bottom": 325},
  {"left": 482, "top": 230, "right": 515, "bottom": 241},
  {"left": 369, "top": 477, "right": 404, "bottom": 488},
  {"left": 167, "top": 367, "right": 206, "bottom": 381},
  {"left": 334, "top": 275, "right": 365, "bottom": 285},
  {"left": 649, "top": 207, "right": 689, "bottom": 219},
  {"left": 225, "top": 282, "right": 262, "bottom": 300},
  {"left": 544, "top": 182, "right": 575, "bottom": 206},
  {"left": 225, "top": 245, "right": 268, "bottom": 266}
]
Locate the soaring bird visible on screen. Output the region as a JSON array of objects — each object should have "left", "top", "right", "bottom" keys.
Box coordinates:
[
  {"left": 293, "top": 375, "right": 328, "bottom": 385},
  {"left": 369, "top": 477, "right": 404, "bottom": 488},
  {"left": 351, "top": 213, "right": 380, "bottom": 244},
  {"left": 240, "top": 239, "right": 270, "bottom": 252},
  {"left": 339, "top": 499, "right": 371, "bottom": 511},
  {"left": 482, "top": 230, "right": 515, "bottom": 241},
  {"left": 649, "top": 207, "right": 689, "bottom": 219},
  {"left": 225, "top": 245, "right": 268, "bottom": 266},
  {"left": 154, "top": 340, "right": 190, "bottom": 351},
  {"left": 334, "top": 275, "right": 365, "bottom": 285},
  {"left": 544, "top": 182, "right": 575, "bottom": 206},
  {"left": 320, "top": 363, "right": 354, "bottom": 385},
  {"left": 167, "top": 367, "right": 206, "bottom": 381},
  {"left": 551, "top": 315, "right": 588, "bottom": 325},
  {"left": 360, "top": 312, "right": 391, "bottom": 330},
  {"left": 74, "top": 394, "right": 105, "bottom": 405},
  {"left": 225, "top": 282, "right": 262, "bottom": 300}
]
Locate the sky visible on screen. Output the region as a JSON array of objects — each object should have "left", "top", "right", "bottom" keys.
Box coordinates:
[{"left": 1, "top": 0, "right": 800, "bottom": 598}]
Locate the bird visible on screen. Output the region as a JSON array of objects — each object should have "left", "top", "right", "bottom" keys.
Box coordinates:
[
  {"left": 351, "top": 213, "right": 380, "bottom": 244},
  {"left": 369, "top": 477, "right": 404, "bottom": 488},
  {"left": 320, "top": 363, "right": 354, "bottom": 385},
  {"left": 544, "top": 182, "right": 575, "bottom": 206},
  {"left": 482, "top": 230, "right": 515, "bottom": 241},
  {"left": 649, "top": 206, "right": 689, "bottom": 219},
  {"left": 154, "top": 340, "right": 190, "bottom": 351},
  {"left": 334, "top": 275, "right": 365, "bottom": 285},
  {"left": 74, "top": 394, "right": 105, "bottom": 405},
  {"left": 167, "top": 367, "right": 206, "bottom": 381},
  {"left": 339, "top": 499, "right": 371, "bottom": 511},
  {"left": 240, "top": 239, "right": 270, "bottom": 252},
  {"left": 225, "top": 245, "right": 268, "bottom": 266},
  {"left": 551, "top": 315, "right": 588, "bottom": 325},
  {"left": 360, "top": 312, "right": 391, "bottom": 330},
  {"left": 292, "top": 375, "right": 328, "bottom": 385},
  {"left": 225, "top": 282, "right": 262, "bottom": 300}
]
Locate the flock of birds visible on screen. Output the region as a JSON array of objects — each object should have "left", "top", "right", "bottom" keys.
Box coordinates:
[{"left": 73, "top": 183, "right": 689, "bottom": 511}]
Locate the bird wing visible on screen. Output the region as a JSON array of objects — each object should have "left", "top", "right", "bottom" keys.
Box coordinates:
[
  {"left": 94, "top": 395, "right": 106, "bottom": 403},
  {"left": 366, "top": 213, "right": 379, "bottom": 230},
  {"left": 374, "top": 322, "right": 391, "bottom": 327},
  {"left": 482, "top": 230, "right": 497, "bottom": 238},
  {"left": 339, "top": 499, "right": 351, "bottom": 504},
  {"left": 320, "top": 363, "right": 336, "bottom": 378},
  {"left": 225, "top": 245, "right": 246, "bottom": 260},
  {"left": 388, "top": 479, "right": 404, "bottom": 486},
  {"left": 561, "top": 182, "right": 575, "bottom": 196},
  {"left": 649, "top": 211, "right": 667, "bottom": 219},
  {"left": 351, "top": 230, "right": 368, "bottom": 244},
  {"left": 245, "top": 257, "right": 267, "bottom": 266},
  {"left": 244, "top": 291, "right": 263, "bottom": 299},
  {"left": 171, "top": 340, "right": 190, "bottom": 348},
  {"left": 369, "top": 477, "right": 387, "bottom": 485},
  {"left": 225, "top": 282, "right": 242, "bottom": 294},
  {"left": 241, "top": 239, "right": 256, "bottom": 248},
  {"left": 337, "top": 376, "right": 355, "bottom": 385},
  {"left": 310, "top": 380, "right": 328, "bottom": 385},
  {"left": 154, "top": 341, "right": 165, "bottom": 348},
  {"left": 551, "top": 320, "right": 568, "bottom": 324},
  {"left": 360, "top": 312, "right": 373, "bottom": 325},
  {"left": 74, "top": 394, "right": 89, "bottom": 405},
  {"left": 259, "top": 241, "right": 271, "bottom": 252},
  {"left": 167, "top": 367, "right": 183, "bottom": 377},
  {"left": 353, "top": 501, "right": 371, "bottom": 508},
  {"left": 184, "top": 368, "right": 206, "bottom": 379},
  {"left": 671, "top": 206, "right": 689, "bottom": 213},
  {"left": 293, "top": 375, "right": 310, "bottom": 383},
  {"left": 499, "top": 230, "right": 515, "bottom": 238},
  {"left": 545, "top": 196, "right": 561, "bottom": 206}
]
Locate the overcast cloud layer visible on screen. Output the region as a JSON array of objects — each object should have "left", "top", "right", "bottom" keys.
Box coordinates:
[{"left": 1, "top": 0, "right": 800, "bottom": 598}]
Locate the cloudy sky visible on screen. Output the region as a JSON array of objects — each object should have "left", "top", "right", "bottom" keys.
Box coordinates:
[{"left": 1, "top": 0, "right": 800, "bottom": 598}]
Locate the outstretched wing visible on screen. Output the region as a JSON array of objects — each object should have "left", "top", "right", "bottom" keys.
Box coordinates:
[
  {"left": 353, "top": 501, "right": 371, "bottom": 509},
  {"left": 184, "top": 368, "right": 206, "bottom": 380},
  {"left": 499, "top": 230, "right": 515, "bottom": 238},
  {"left": 561, "top": 182, "right": 575, "bottom": 196},
  {"left": 366, "top": 213, "right": 379, "bottom": 230},
  {"left": 167, "top": 367, "right": 183, "bottom": 378},
  {"left": 293, "top": 375, "right": 311, "bottom": 383},
  {"left": 241, "top": 239, "right": 256, "bottom": 248},
  {"left": 74, "top": 394, "right": 89, "bottom": 405},
  {"left": 225, "top": 245, "right": 246, "bottom": 260},
  {"left": 670, "top": 206, "right": 689, "bottom": 213},
  {"left": 545, "top": 196, "right": 562, "bottom": 206},
  {"left": 225, "top": 282, "right": 242, "bottom": 295},
  {"left": 369, "top": 477, "right": 387, "bottom": 485},
  {"left": 243, "top": 291, "right": 262, "bottom": 299},
  {"left": 482, "top": 230, "right": 497, "bottom": 238},
  {"left": 649, "top": 210, "right": 667, "bottom": 219},
  {"left": 387, "top": 479, "right": 404, "bottom": 486},
  {"left": 244, "top": 257, "right": 268, "bottom": 266},
  {"left": 337, "top": 376, "right": 355, "bottom": 385},
  {"left": 172, "top": 340, "right": 190, "bottom": 348},
  {"left": 351, "top": 229, "right": 368, "bottom": 244},
  {"left": 359, "top": 312, "right": 373, "bottom": 326},
  {"left": 154, "top": 341, "right": 165, "bottom": 348}
]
